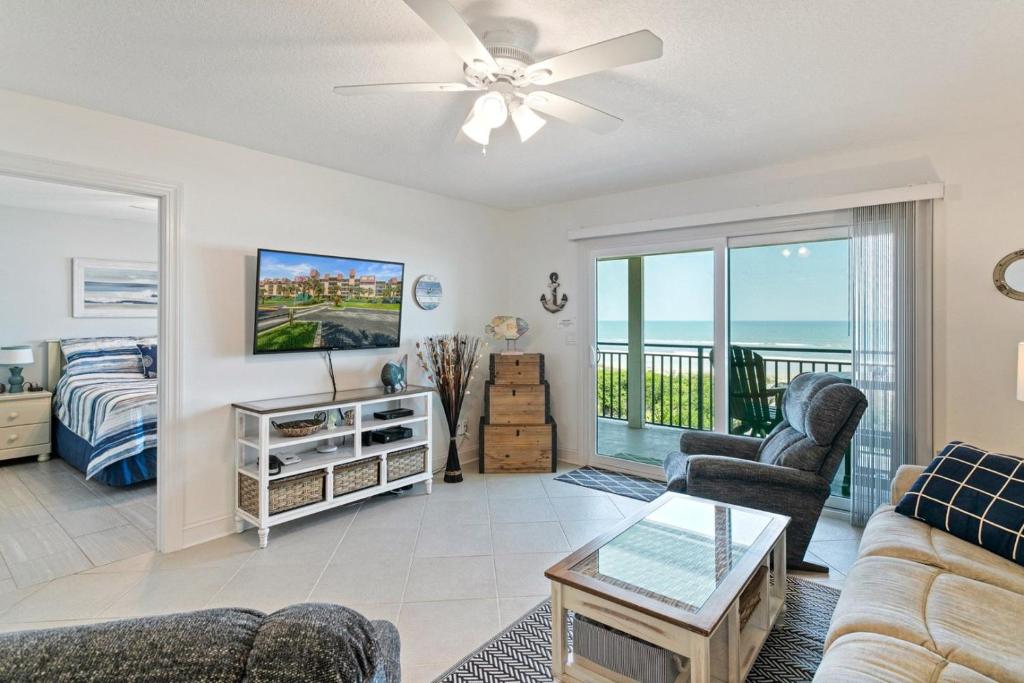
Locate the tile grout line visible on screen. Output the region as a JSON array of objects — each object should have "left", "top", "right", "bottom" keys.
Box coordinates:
[
  {"left": 303, "top": 500, "right": 366, "bottom": 601},
  {"left": 395, "top": 487, "right": 431, "bottom": 611}
]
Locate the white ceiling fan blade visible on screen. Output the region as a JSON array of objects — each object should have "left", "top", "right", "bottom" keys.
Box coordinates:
[
  {"left": 524, "top": 92, "right": 622, "bottom": 134},
  {"left": 403, "top": 0, "right": 499, "bottom": 75},
  {"left": 333, "top": 82, "right": 481, "bottom": 95},
  {"left": 525, "top": 30, "right": 663, "bottom": 85}
]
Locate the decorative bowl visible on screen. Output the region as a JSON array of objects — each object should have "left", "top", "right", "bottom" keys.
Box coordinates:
[{"left": 272, "top": 411, "right": 327, "bottom": 437}]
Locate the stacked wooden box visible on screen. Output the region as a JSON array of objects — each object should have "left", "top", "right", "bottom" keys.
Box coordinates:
[{"left": 479, "top": 353, "right": 557, "bottom": 473}]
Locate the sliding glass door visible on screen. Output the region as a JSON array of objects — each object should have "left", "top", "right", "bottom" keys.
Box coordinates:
[
  {"left": 728, "top": 234, "right": 852, "bottom": 506},
  {"left": 594, "top": 247, "right": 718, "bottom": 475},
  {"left": 585, "top": 226, "right": 853, "bottom": 507}
]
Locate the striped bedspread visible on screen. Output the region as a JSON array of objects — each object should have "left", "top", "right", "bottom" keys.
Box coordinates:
[{"left": 54, "top": 373, "right": 157, "bottom": 479}]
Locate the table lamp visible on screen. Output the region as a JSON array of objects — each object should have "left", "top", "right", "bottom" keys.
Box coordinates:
[{"left": 0, "top": 346, "right": 34, "bottom": 393}]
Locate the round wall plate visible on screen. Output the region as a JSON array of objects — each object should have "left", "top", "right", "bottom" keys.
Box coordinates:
[{"left": 414, "top": 275, "right": 442, "bottom": 310}]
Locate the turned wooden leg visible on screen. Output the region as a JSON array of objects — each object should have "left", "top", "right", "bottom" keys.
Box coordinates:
[{"left": 258, "top": 527, "right": 269, "bottom": 549}]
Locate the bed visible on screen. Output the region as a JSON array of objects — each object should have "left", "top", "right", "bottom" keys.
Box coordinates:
[{"left": 47, "top": 339, "right": 157, "bottom": 487}]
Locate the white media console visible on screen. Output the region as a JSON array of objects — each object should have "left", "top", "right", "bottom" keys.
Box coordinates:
[{"left": 232, "top": 385, "right": 434, "bottom": 548}]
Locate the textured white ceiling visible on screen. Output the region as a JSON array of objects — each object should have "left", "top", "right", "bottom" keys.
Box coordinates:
[
  {"left": 1, "top": 1, "right": 1022, "bottom": 209},
  {"left": 0, "top": 174, "right": 159, "bottom": 222}
]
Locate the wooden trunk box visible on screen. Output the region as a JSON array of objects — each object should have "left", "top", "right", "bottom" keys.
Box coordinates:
[
  {"left": 479, "top": 418, "right": 557, "bottom": 473},
  {"left": 484, "top": 382, "right": 549, "bottom": 425},
  {"left": 490, "top": 353, "right": 544, "bottom": 384},
  {"left": 480, "top": 352, "right": 556, "bottom": 473}
]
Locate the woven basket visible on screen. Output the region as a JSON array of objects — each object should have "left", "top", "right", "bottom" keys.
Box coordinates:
[
  {"left": 387, "top": 445, "right": 427, "bottom": 482},
  {"left": 334, "top": 458, "right": 380, "bottom": 497},
  {"left": 238, "top": 470, "right": 325, "bottom": 517},
  {"left": 271, "top": 411, "right": 327, "bottom": 438},
  {"left": 738, "top": 564, "right": 768, "bottom": 629}
]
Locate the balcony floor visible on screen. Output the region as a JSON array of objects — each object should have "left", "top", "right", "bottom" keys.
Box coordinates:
[{"left": 596, "top": 419, "right": 684, "bottom": 467}]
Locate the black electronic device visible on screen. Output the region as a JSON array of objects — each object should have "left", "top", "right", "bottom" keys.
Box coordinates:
[
  {"left": 370, "top": 426, "right": 413, "bottom": 444},
  {"left": 373, "top": 407, "right": 414, "bottom": 421}
]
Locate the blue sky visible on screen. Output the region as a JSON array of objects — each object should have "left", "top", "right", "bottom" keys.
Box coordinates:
[
  {"left": 597, "top": 239, "right": 849, "bottom": 322},
  {"left": 260, "top": 250, "right": 403, "bottom": 281}
]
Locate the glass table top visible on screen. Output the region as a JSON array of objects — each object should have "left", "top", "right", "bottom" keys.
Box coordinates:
[{"left": 570, "top": 495, "right": 774, "bottom": 613}]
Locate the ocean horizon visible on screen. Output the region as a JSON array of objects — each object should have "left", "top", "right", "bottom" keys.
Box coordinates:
[{"left": 597, "top": 320, "right": 851, "bottom": 350}]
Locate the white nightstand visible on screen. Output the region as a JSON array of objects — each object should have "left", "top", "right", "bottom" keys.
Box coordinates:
[{"left": 0, "top": 390, "right": 52, "bottom": 462}]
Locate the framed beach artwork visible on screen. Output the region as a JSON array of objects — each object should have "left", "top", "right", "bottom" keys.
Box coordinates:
[{"left": 72, "top": 258, "right": 158, "bottom": 318}]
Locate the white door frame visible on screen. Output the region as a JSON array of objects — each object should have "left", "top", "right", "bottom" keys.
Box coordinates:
[
  {"left": 0, "top": 150, "right": 184, "bottom": 552},
  {"left": 578, "top": 236, "right": 729, "bottom": 480}
]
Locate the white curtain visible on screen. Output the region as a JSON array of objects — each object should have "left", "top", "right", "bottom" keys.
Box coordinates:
[{"left": 850, "top": 201, "right": 932, "bottom": 526}]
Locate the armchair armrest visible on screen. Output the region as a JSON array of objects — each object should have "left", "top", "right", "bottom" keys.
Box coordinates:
[
  {"left": 890, "top": 465, "right": 926, "bottom": 505},
  {"left": 679, "top": 431, "right": 762, "bottom": 461},
  {"left": 688, "top": 455, "right": 827, "bottom": 493}
]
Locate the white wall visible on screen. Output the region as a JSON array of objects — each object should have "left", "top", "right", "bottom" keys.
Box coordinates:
[
  {"left": 502, "top": 126, "right": 1024, "bottom": 462},
  {"left": 0, "top": 205, "right": 158, "bottom": 387},
  {"left": 0, "top": 89, "right": 507, "bottom": 547}
]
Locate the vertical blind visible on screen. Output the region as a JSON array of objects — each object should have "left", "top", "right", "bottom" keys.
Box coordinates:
[{"left": 850, "top": 201, "right": 931, "bottom": 525}]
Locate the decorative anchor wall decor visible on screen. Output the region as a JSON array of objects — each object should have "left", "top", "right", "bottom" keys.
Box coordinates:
[{"left": 540, "top": 272, "right": 568, "bottom": 313}]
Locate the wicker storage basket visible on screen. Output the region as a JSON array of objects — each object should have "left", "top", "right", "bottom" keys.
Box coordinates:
[
  {"left": 333, "top": 458, "right": 380, "bottom": 497},
  {"left": 387, "top": 445, "right": 427, "bottom": 482},
  {"left": 238, "top": 470, "right": 325, "bottom": 517},
  {"left": 738, "top": 564, "right": 769, "bottom": 629}
]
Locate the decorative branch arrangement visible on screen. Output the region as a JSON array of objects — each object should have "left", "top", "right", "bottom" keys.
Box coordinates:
[
  {"left": 416, "top": 334, "right": 484, "bottom": 483},
  {"left": 323, "top": 351, "right": 338, "bottom": 394}
]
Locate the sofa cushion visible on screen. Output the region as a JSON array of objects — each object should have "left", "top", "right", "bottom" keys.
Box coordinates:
[
  {"left": 861, "top": 506, "right": 1024, "bottom": 597},
  {"left": 0, "top": 607, "right": 263, "bottom": 682},
  {"left": 814, "top": 633, "right": 997, "bottom": 683},
  {"left": 245, "top": 603, "right": 382, "bottom": 682},
  {"left": 826, "top": 556, "right": 1024, "bottom": 682},
  {"left": 895, "top": 441, "right": 1024, "bottom": 566}
]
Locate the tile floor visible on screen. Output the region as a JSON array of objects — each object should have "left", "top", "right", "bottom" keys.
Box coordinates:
[
  {"left": 0, "top": 461, "right": 860, "bottom": 683},
  {"left": 0, "top": 458, "right": 156, "bottom": 592}
]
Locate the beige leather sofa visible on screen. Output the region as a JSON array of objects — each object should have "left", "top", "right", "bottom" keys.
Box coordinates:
[{"left": 814, "top": 465, "right": 1024, "bottom": 682}]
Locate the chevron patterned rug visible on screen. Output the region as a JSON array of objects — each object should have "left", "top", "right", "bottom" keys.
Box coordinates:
[{"left": 434, "top": 577, "right": 839, "bottom": 682}]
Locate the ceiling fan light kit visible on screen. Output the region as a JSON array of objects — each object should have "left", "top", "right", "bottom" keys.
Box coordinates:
[{"left": 333, "top": 0, "right": 663, "bottom": 150}]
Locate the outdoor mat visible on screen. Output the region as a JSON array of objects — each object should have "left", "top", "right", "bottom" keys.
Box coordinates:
[{"left": 553, "top": 465, "right": 663, "bottom": 502}]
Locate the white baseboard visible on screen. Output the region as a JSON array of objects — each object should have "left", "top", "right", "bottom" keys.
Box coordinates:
[{"left": 182, "top": 514, "right": 238, "bottom": 549}]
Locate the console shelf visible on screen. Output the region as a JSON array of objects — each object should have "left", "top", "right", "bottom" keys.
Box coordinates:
[{"left": 232, "top": 385, "right": 434, "bottom": 548}]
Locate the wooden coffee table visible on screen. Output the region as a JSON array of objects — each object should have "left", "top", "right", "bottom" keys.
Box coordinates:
[{"left": 545, "top": 492, "right": 789, "bottom": 683}]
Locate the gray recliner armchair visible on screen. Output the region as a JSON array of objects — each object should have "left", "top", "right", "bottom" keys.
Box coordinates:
[{"left": 664, "top": 373, "right": 867, "bottom": 572}]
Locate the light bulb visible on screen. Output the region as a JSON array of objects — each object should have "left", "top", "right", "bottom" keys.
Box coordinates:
[
  {"left": 781, "top": 248, "right": 792, "bottom": 258},
  {"left": 473, "top": 92, "right": 508, "bottom": 128},
  {"left": 510, "top": 102, "right": 546, "bottom": 142},
  {"left": 797, "top": 246, "right": 810, "bottom": 257},
  {"left": 461, "top": 108, "right": 491, "bottom": 146}
]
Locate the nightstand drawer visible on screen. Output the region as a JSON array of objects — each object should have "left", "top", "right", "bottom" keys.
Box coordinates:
[
  {"left": 1, "top": 398, "right": 50, "bottom": 427},
  {"left": 0, "top": 422, "right": 50, "bottom": 450}
]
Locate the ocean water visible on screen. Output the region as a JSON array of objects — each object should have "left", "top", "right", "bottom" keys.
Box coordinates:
[{"left": 597, "top": 320, "right": 851, "bottom": 350}]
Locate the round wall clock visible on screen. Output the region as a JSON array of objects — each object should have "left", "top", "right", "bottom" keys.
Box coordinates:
[{"left": 414, "top": 275, "right": 442, "bottom": 310}]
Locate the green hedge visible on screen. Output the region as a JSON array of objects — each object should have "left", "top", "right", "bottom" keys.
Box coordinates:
[{"left": 596, "top": 368, "right": 713, "bottom": 430}]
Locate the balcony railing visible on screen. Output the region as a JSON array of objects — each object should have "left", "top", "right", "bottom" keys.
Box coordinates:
[{"left": 596, "top": 342, "right": 852, "bottom": 430}]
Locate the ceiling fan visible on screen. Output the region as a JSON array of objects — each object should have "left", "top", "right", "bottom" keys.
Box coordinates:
[{"left": 333, "top": 0, "right": 663, "bottom": 147}]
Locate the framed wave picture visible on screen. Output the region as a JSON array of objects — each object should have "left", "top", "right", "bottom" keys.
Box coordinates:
[{"left": 72, "top": 258, "right": 158, "bottom": 318}]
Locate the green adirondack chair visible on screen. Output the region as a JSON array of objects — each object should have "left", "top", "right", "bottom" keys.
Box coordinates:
[{"left": 728, "top": 346, "right": 786, "bottom": 437}]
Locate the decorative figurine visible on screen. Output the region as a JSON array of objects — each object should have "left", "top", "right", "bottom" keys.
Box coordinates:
[
  {"left": 381, "top": 354, "right": 408, "bottom": 393},
  {"left": 541, "top": 272, "right": 568, "bottom": 313},
  {"left": 484, "top": 315, "right": 529, "bottom": 354}
]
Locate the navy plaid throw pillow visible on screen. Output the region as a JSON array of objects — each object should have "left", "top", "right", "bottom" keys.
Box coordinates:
[{"left": 895, "top": 441, "right": 1024, "bottom": 566}]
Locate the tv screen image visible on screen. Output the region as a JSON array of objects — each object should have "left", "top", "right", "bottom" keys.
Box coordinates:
[{"left": 254, "top": 248, "right": 404, "bottom": 353}]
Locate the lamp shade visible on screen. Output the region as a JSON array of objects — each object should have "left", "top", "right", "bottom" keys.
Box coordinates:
[
  {"left": 0, "top": 346, "right": 34, "bottom": 366},
  {"left": 1018, "top": 342, "right": 1024, "bottom": 402}
]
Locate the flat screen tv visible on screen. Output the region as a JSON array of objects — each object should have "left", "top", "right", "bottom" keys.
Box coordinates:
[{"left": 253, "top": 248, "right": 404, "bottom": 354}]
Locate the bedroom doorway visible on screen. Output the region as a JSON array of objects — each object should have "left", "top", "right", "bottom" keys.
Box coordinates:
[
  {"left": 0, "top": 175, "right": 160, "bottom": 579},
  {"left": 0, "top": 155, "right": 182, "bottom": 586}
]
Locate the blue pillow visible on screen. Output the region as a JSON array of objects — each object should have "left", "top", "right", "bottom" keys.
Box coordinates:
[
  {"left": 896, "top": 441, "right": 1024, "bottom": 565},
  {"left": 60, "top": 337, "right": 143, "bottom": 376},
  {"left": 138, "top": 344, "right": 158, "bottom": 379}
]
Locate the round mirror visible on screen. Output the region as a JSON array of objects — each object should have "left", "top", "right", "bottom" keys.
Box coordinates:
[{"left": 993, "top": 250, "right": 1024, "bottom": 301}]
